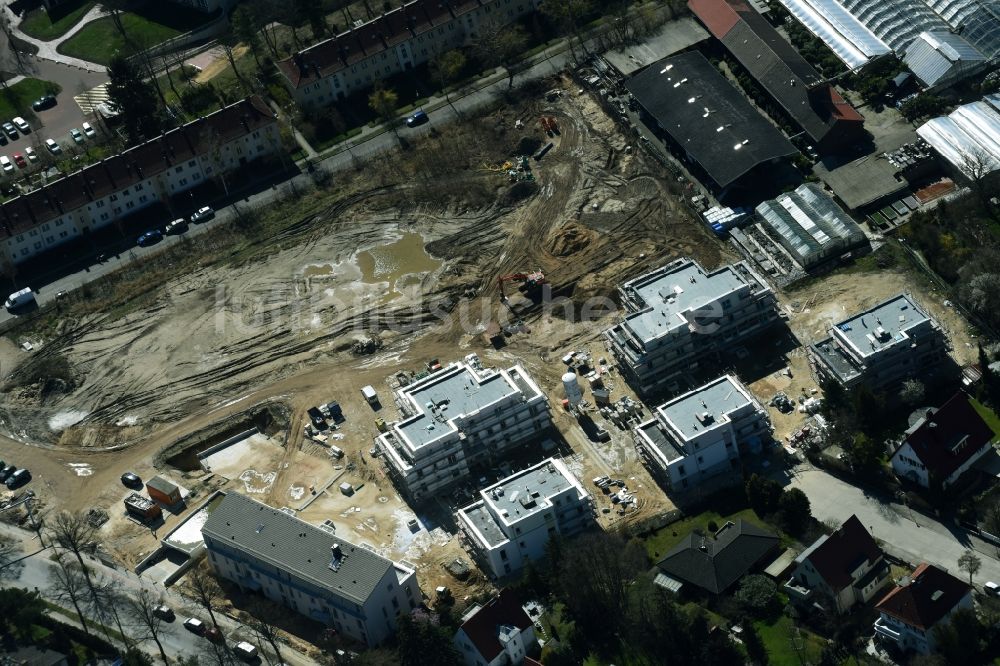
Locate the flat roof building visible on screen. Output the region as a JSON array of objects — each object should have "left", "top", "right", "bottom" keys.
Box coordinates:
[
  {"left": 635, "top": 375, "right": 772, "bottom": 492},
  {"left": 457, "top": 458, "right": 593, "bottom": 579},
  {"left": 810, "top": 293, "right": 950, "bottom": 390},
  {"left": 202, "top": 492, "right": 419, "bottom": 646},
  {"left": 605, "top": 257, "right": 780, "bottom": 396},
  {"left": 376, "top": 358, "right": 551, "bottom": 502},
  {"left": 689, "top": 0, "right": 865, "bottom": 153},
  {"left": 755, "top": 183, "right": 868, "bottom": 269},
  {"left": 626, "top": 52, "right": 797, "bottom": 196}
]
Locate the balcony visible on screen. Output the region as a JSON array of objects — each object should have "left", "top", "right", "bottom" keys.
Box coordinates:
[
  {"left": 874, "top": 618, "right": 902, "bottom": 643},
  {"left": 783, "top": 578, "right": 813, "bottom": 603}
]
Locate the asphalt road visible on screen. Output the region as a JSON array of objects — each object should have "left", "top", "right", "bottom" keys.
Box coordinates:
[
  {"left": 787, "top": 465, "right": 1000, "bottom": 587},
  {"left": 0, "top": 521, "right": 319, "bottom": 664}
]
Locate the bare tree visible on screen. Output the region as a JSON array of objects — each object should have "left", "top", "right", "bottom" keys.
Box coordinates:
[
  {"left": 960, "top": 147, "right": 998, "bottom": 214},
  {"left": 49, "top": 553, "right": 92, "bottom": 633},
  {"left": 49, "top": 511, "right": 96, "bottom": 575},
  {"left": 186, "top": 564, "right": 225, "bottom": 634},
  {"left": 246, "top": 600, "right": 283, "bottom": 664},
  {"left": 126, "top": 588, "right": 171, "bottom": 665},
  {"left": 91, "top": 574, "right": 133, "bottom": 650},
  {"left": 474, "top": 22, "right": 530, "bottom": 89},
  {"left": 958, "top": 550, "right": 982, "bottom": 585}
]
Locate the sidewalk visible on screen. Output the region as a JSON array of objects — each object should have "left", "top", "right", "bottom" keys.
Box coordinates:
[{"left": 4, "top": 3, "right": 106, "bottom": 73}]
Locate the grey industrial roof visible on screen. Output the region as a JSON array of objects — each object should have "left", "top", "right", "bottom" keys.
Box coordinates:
[
  {"left": 202, "top": 492, "right": 396, "bottom": 604},
  {"left": 814, "top": 151, "right": 911, "bottom": 210},
  {"left": 627, "top": 52, "right": 797, "bottom": 189},
  {"left": 656, "top": 519, "right": 779, "bottom": 593},
  {"left": 398, "top": 364, "right": 521, "bottom": 448},
  {"left": 620, "top": 260, "right": 752, "bottom": 345},
  {"left": 755, "top": 183, "right": 866, "bottom": 266},
  {"left": 832, "top": 293, "right": 932, "bottom": 360},
  {"left": 904, "top": 31, "right": 986, "bottom": 87},
  {"left": 657, "top": 375, "right": 754, "bottom": 442}
]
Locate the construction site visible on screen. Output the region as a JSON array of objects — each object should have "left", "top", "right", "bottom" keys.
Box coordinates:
[{"left": 0, "top": 73, "right": 981, "bottom": 607}]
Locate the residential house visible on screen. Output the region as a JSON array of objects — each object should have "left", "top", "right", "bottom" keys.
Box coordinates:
[
  {"left": 457, "top": 458, "right": 593, "bottom": 579},
  {"left": 785, "top": 515, "right": 891, "bottom": 613},
  {"left": 874, "top": 563, "right": 973, "bottom": 655},
  {"left": 655, "top": 519, "right": 779, "bottom": 594},
  {"left": 634, "top": 374, "right": 772, "bottom": 492},
  {"left": 454, "top": 589, "right": 538, "bottom": 666},
  {"left": 890, "top": 392, "right": 996, "bottom": 489},
  {"left": 605, "top": 257, "right": 780, "bottom": 396},
  {"left": 201, "top": 492, "right": 420, "bottom": 646}
]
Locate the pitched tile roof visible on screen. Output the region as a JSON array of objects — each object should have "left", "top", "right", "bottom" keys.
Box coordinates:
[
  {"left": 202, "top": 492, "right": 397, "bottom": 604},
  {"left": 655, "top": 519, "right": 779, "bottom": 594},
  {"left": 896, "top": 392, "right": 996, "bottom": 481},
  {"left": 875, "top": 563, "right": 970, "bottom": 630},
  {"left": 458, "top": 589, "right": 534, "bottom": 662},
  {"left": 0, "top": 96, "right": 275, "bottom": 237},
  {"left": 802, "top": 515, "right": 882, "bottom": 592}
]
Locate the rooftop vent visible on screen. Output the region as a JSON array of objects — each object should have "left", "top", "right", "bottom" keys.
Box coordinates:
[
  {"left": 931, "top": 590, "right": 944, "bottom": 601},
  {"left": 330, "top": 544, "right": 344, "bottom": 571},
  {"left": 697, "top": 411, "right": 714, "bottom": 425}
]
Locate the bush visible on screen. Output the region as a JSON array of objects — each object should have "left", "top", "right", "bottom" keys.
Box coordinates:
[
  {"left": 735, "top": 575, "right": 780, "bottom": 618},
  {"left": 7, "top": 353, "right": 75, "bottom": 394}
]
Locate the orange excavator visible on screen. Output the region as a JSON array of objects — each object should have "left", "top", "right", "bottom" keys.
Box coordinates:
[{"left": 498, "top": 271, "right": 547, "bottom": 301}]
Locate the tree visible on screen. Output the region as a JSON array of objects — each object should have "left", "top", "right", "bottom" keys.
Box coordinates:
[
  {"left": 232, "top": 6, "right": 264, "bottom": 71},
  {"left": 430, "top": 50, "right": 466, "bottom": 113},
  {"left": 294, "top": 0, "right": 327, "bottom": 39},
  {"left": 741, "top": 621, "right": 769, "bottom": 665},
  {"left": 845, "top": 432, "right": 884, "bottom": 476},
  {"left": 734, "top": 575, "right": 779, "bottom": 618},
  {"left": 246, "top": 600, "right": 284, "bottom": 664},
  {"left": 960, "top": 147, "right": 999, "bottom": 216},
  {"left": 396, "top": 614, "right": 461, "bottom": 666},
  {"left": 0, "top": 587, "right": 45, "bottom": 637},
  {"left": 932, "top": 607, "right": 982, "bottom": 664},
  {"left": 368, "top": 85, "right": 400, "bottom": 136},
  {"left": 217, "top": 31, "right": 248, "bottom": 89},
  {"left": 187, "top": 564, "right": 225, "bottom": 634},
  {"left": 50, "top": 553, "right": 92, "bottom": 633},
  {"left": 745, "top": 474, "right": 783, "bottom": 515},
  {"left": 101, "top": 0, "right": 132, "bottom": 44},
  {"left": 126, "top": 588, "right": 171, "bottom": 665},
  {"left": 0, "top": 534, "right": 20, "bottom": 579},
  {"left": 106, "top": 54, "right": 162, "bottom": 143},
  {"left": 475, "top": 22, "right": 530, "bottom": 89},
  {"left": 777, "top": 487, "right": 812, "bottom": 535},
  {"left": 958, "top": 550, "right": 981, "bottom": 584},
  {"left": 122, "top": 649, "right": 156, "bottom": 666},
  {"left": 540, "top": 0, "right": 594, "bottom": 62},
  {"left": 900, "top": 379, "right": 926, "bottom": 405}
]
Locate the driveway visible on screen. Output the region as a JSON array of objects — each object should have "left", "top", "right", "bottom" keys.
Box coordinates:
[{"left": 786, "top": 465, "right": 1000, "bottom": 587}]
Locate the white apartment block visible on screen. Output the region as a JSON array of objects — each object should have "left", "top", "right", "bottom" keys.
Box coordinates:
[
  {"left": 605, "top": 258, "right": 779, "bottom": 397},
  {"left": 634, "top": 374, "right": 772, "bottom": 492},
  {"left": 202, "top": 492, "right": 420, "bottom": 647},
  {"left": 457, "top": 458, "right": 593, "bottom": 579},
  {"left": 376, "top": 357, "right": 551, "bottom": 503},
  {"left": 0, "top": 96, "right": 280, "bottom": 265},
  {"left": 810, "top": 293, "right": 950, "bottom": 390},
  {"left": 277, "top": 0, "right": 538, "bottom": 109}
]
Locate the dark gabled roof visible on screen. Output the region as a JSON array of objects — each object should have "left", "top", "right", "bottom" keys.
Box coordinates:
[
  {"left": 802, "top": 515, "right": 882, "bottom": 592},
  {"left": 627, "top": 52, "right": 797, "bottom": 189},
  {"left": 895, "top": 392, "right": 996, "bottom": 481},
  {"left": 202, "top": 492, "right": 397, "bottom": 604},
  {"left": 458, "top": 589, "right": 533, "bottom": 662},
  {"left": 688, "top": 0, "right": 863, "bottom": 145},
  {"left": 655, "top": 519, "right": 779, "bottom": 594},
  {"left": 875, "top": 563, "right": 970, "bottom": 630}
]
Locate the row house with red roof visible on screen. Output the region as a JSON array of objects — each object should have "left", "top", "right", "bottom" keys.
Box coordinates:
[
  {"left": 277, "top": 0, "right": 539, "bottom": 110},
  {"left": 0, "top": 96, "right": 279, "bottom": 266}
]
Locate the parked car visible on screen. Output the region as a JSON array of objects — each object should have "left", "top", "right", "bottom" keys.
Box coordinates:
[
  {"left": 13, "top": 153, "right": 25, "bottom": 168},
  {"left": 0, "top": 465, "right": 15, "bottom": 482},
  {"left": 205, "top": 626, "right": 223, "bottom": 643},
  {"left": 183, "top": 617, "right": 205, "bottom": 634},
  {"left": 81, "top": 122, "right": 96, "bottom": 138},
  {"left": 137, "top": 230, "right": 163, "bottom": 247},
  {"left": 12, "top": 117, "right": 29, "bottom": 133},
  {"left": 986, "top": 581, "right": 1000, "bottom": 597},
  {"left": 121, "top": 471, "right": 142, "bottom": 487},
  {"left": 5, "top": 288, "right": 34, "bottom": 309},
  {"left": 190, "top": 205, "right": 214, "bottom": 223},
  {"left": 0, "top": 133, "right": 8, "bottom": 146},
  {"left": 69, "top": 128, "right": 84, "bottom": 144},
  {"left": 153, "top": 605, "right": 175, "bottom": 621},
  {"left": 406, "top": 110, "right": 429, "bottom": 127},
  {"left": 45, "top": 138, "right": 61, "bottom": 155},
  {"left": 24, "top": 146, "right": 37, "bottom": 162},
  {"left": 233, "top": 641, "right": 258, "bottom": 661},
  {"left": 32, "top": 95, "right": 56, "bottom": 111},
  {"left": 1, "top": 122, "right": 16, "bottom": 139},
  {"left": 5, "top": 469, "right": 29, "bottom": 489},
  {"left": 0, "top": 156, "right": 12, "bottom": 174},
  {"left": 164, "top": 218, "right": 187, "bottom": 235}
]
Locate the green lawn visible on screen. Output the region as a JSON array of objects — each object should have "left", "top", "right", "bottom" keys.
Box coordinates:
[
  {"left": 755, "top": 616, "right": 827, "bottom": 666},
  {"left": 0, "top": 78, "right": 62, "bottom": 122},
  {"left": 972, "top": 398, "right": 1000, "bottom": 437},
  {"left": 19, "top": 1, "right": 95, "bottom": 40}
]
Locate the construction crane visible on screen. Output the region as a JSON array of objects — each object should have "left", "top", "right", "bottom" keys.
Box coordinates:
[{"left": 497, "top": 271, "right": 547, "bottom": 301}]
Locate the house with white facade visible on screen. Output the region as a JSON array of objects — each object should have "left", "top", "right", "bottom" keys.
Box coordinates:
[
  {"left": 457, "top": 458, "right": 593, "bottom": 579},
  {"left": 277, "top": 0, "right": 538, "bottom": 110},
  {"left": 201, "top": 492, "right": 420, "bottom": 647},
  {"left": 874, "top": 563, "right": 973, "bottom": 655},
  {"left": 605, "top": 258, "right": 779, "bottom": 396},
  {"left": 376, "top": 357, "right": 551, "bottom": 503},
  {"left": 0, "top": 96, "right": 279, "bottom": 266},
  {"left": 454, "top": 589, "right": 538, "bottom": 666},
  {"left": 785, "top": 515, "right": 891, "bottom": 614},
  {"left": 634, "top": 374, "right": 772, "bottom": 492},
  {"left": 890, "top": 391, "right": 996, "bottom": 490},
  {"left": 810, "top": 293, "right": 950, "bottom": 391}
]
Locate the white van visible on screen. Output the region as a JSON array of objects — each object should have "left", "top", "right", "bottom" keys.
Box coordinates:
[
  {"left": 233, "top": 641, "right": 258, "bottom": 660},
  {"left": 4, "top": 288, "right": 35, "bottom": 310}
]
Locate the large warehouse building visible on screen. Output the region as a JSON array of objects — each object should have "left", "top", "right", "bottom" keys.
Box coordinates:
[
  {"left": 916, "top": 94, "right": 1000, "bottom": 177},
  {"left": 688, "top": 0, "right": 865, "bottom": 153},
  {"left": 627, "top": 52, "right": 797, "bottom": 198}
]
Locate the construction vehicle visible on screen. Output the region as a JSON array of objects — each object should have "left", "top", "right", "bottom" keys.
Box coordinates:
[{"left": 497, "top": 271, "right": 547, "bottom": 301}]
